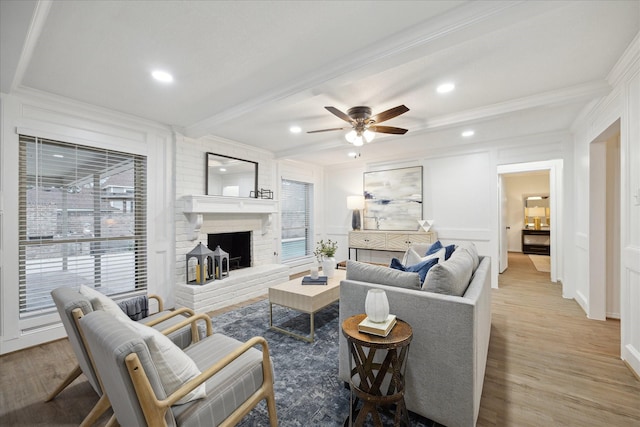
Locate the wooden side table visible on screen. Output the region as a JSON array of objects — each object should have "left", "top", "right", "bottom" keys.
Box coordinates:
[{"left": 342, "top": 314, "right": 413, "bottom": 427}]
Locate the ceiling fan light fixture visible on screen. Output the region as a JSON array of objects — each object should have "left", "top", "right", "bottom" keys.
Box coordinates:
[
  {"left": 353, "top": 135, "right": 364, "bottom": 146},
  {"left": 363, "top": 129, "right": 375, "bottom": 143},
  {"left": 345, "top": 130, "right": 357, "bottom": 143}
]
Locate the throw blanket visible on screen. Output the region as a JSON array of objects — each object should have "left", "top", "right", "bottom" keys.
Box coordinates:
[{"left": 117, "top": 295, "right": 149, "bottom": 320}]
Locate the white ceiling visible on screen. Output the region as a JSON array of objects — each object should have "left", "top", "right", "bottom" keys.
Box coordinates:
[{"left": 2, "top": 1, "right": 638, "bottom": 166}]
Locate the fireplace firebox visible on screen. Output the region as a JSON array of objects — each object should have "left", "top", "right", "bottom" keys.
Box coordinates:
[{"left": 207, "top": 232, "right": 251, "bottom": 270}]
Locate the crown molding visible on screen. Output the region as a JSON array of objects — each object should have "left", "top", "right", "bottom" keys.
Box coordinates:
[
  {"left": 11, "top": 86, "right": 172, "bottom": 134},
  {"left": 184, "top": 1, "right": 531, "bottom": 138},
  {"left": 9, "top": 0, "right": 52, "bottom": 93},
  {"left": 608, "top": 31, "right": 640, "bottom": 87}
]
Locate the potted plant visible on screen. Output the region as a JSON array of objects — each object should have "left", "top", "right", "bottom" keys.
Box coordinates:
[{"left": 314, "top": 239, "right": 338, "bottom": 278}]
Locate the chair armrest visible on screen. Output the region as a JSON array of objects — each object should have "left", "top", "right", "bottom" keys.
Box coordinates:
[
  {"left": 124, "top": 336, "right": 272, "bottom": 422},
  {"left": 142, "top": 307, "right": 196, "bottom": 327},
  {"left": 155, "top": 313, "right": 213, "bottom": 343},
  {"left": 147, "top": 294, "right": 164, "bottom": 312}
]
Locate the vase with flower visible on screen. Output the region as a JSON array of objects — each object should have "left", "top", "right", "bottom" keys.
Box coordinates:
[{"left": 314, "top": 239, "right": 338, "bottom": 278}]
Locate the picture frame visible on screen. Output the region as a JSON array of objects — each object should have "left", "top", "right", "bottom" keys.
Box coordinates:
[{"left": 363, "top": 166, "right": 423, "bottom": 231}]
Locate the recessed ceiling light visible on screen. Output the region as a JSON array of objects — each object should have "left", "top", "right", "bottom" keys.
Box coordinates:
[
  {"left": 53, "top": 154, "right": 64, "bottom": 158},
  {"left": 437, "top": 82, "right": 455, "bottom": 94},
  {"left": 151, "top": 70, "right": 173, "bottom": 83},
  {"left": 289, "top": 126, "right": 301, "bottom": 134},
  {"left": 219, "top": 168, "right": 226, "bottom": 172},
  {"left": 462, "top": 130, "right": 475, "bottom": 137}
]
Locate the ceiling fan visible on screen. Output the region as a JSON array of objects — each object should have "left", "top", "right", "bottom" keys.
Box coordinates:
[{"left": 307, "top": 105, "right": 409, "bottom": 146}]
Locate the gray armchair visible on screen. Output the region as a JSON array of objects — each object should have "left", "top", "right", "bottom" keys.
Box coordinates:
[
  {"left": 77, "top": 308, "right": 278, "bottom": 427},
  {"left": 47, "top": 287, "right": 205, "bottom": 426}
]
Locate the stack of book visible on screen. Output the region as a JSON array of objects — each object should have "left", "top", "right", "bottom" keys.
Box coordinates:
[
  {"left": 358, "top": 314, "right": 397, "bottom": 337},
  {"left": 301, "top": 275, "right": 328, "bottom": 285}
]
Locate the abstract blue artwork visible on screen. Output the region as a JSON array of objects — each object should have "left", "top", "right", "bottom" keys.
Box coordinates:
[{"left": 363, "top": 166, "right": 423, "bottom": 230}]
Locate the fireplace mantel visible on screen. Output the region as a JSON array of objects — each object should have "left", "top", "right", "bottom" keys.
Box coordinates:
[
  {"left": 183, "top": 195, "right": 278, "bottom": 214},
  {"left": 183, "top": 195, "right": 277, "bottom": 239}
]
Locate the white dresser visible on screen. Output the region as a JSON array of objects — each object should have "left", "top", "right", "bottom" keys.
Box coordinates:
[{"left": 348, "top": 230, "right": 438, "bottom": 260}]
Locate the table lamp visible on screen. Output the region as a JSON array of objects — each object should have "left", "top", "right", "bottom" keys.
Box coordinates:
[{"left": 347, "top": 195, "right": 365, "bottom": 231}]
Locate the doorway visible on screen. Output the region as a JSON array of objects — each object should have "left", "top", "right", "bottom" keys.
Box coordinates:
[
  {"left": 497, "top": 160, "right": 562, "bottom": 285},
  {"left": 588, "top": 120, "right": 621, "bottom": 320}
]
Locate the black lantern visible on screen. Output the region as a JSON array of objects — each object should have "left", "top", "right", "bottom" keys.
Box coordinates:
[
  {"left": 212, "top": 245, "right": 230, "bottom": 279},
  {"left": 186, "top": 242, "right": 214, "bottom": 285}
]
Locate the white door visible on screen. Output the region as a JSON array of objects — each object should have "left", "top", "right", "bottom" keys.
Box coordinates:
[{"left": 498, "top": 174, "right": 509, "bottom": 273}]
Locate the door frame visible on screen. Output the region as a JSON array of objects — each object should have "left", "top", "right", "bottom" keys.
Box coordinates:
[{"left": 497, "top": 160, "right": 563, "bottom": 285}]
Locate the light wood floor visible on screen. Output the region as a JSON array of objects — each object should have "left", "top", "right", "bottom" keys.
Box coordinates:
[{"left": 1, "top": 253, "right": 638, "bottom": 426}]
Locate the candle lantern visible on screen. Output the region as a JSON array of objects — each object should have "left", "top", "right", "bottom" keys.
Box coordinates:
[
  {"left": 186, "top": 242, "right": 214, "bottom": 285},
  {"left": 212, "top": 245, "right": 230, "bottom": 279}
]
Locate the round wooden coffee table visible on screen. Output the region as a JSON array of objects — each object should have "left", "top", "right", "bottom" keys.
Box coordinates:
[{"left": 342, "top": 313, "right": 413, "bottom": 427}]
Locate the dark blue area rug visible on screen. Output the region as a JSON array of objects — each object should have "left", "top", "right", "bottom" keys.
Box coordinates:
[{"left": 211, "top": 299, "right": 439, "bottom": 426}]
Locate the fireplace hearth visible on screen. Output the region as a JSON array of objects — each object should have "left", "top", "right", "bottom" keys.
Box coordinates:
[{"left": 207, "top": 231, "right": 251, "bottom": 270}]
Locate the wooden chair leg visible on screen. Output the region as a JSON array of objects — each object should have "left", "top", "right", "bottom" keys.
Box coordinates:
[
  {"left": 45, "top": 364, "right": 82, "bottom": 402},
  {"left": 79, "top": 393, "right": 111, "bottom": 427},
  {"left": 266, "top": 392, "right": 278, "bottom": 427},
  {"left": 105, "top": 413, "right": 119, "bottom": 427}
]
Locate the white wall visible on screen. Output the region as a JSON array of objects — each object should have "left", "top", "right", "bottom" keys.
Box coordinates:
[
  {"left": 325, "top": 133, "right": 569, "bottom": 290},
  {"left": 0, "top": 91, "right": 174, "bottom": 354},
  {"left": 503, "top": 174, "right": 550, "bottom": 252},
  {"left": 570, "top": 33, "right": 639, "bottom": 376}
]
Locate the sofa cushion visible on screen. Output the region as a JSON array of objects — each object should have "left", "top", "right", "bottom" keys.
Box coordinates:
[
  {"left": 346, "top": 260, "right": 421, "bottom": 290},
  {"left": 401, "top": 242, "right": 435, "bottom": 264},
  {"left": 425, "top": 240, "right": 443, "bottom": 255},
  {"left": 80, "top": 285, "right": 129, "bottom": 321},
  {"left": 456, "top": 242, "right": 479, "bottom": 271},
  {"left": 422, "top": 249, "right": 474, "bottom": 295},
  {"left": 122, "top": 319, "right": 207, "bottom": 405},
  {"left": 390, "top": 257, "right": 440, "bottom": 284},
  {"left": 404, "top": 247, "right": 446, "bottom": 266},
  {"left": 444, "top": 244, "right": 456, "bottom": 260}
]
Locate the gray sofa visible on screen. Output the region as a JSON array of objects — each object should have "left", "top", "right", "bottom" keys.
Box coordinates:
[{"left": 338, "top": 248, "right": 491, "bottom": 427}]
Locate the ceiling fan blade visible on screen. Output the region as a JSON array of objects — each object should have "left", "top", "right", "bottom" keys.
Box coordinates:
[
  {"left": 325, "top": 106, "right": 354, "bottom": 123},
  {"left": 306, "top": 127, "right": 347, "bottom": 134},
  {"left": 370, "top": 126, "right": 408, "bottom": 135},
  {"left": 369, "top": 105, "right": 409, "bottom": 124}
]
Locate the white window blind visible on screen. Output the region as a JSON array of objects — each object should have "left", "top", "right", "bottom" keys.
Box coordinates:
[
  {"left": 18, "top": 135, "right": 147, "bottom": 316},
  {"left": 280, "top": 179, "right": 313, "bottom": 261}
]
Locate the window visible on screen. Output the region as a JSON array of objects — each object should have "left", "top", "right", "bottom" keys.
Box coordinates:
[
  {"left": 280, "top": 179, "right": 313, "bottom": 261},
  {"left": 18, "top": 135, "right": 147, "bottom": 315}
]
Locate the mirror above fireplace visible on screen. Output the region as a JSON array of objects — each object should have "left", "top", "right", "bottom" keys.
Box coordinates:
[{"left": 206, "top": 153, "right": 258, "bottom": 198}]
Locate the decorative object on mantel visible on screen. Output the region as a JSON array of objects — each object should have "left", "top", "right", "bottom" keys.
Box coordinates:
[
  {"left": 314, "top": 239, "right": 338, "bottom": 278},
  {"left": 363, "top": 166, "right": 423, "bottom": 231},
  {"left": 211, "top": 245, "right": 230, "bottom": 279},
  {"left": 250, "top": 188, "right": 274, "bottom": 199},
  {"left": 186, "top": 243, "right": 214, "bottom": 285},
  {"left": 364, "top": 289, "right": 390, "bottom": 323},
  {"left": 347, "top": 195, "right": 365, "bottom": 231},
  {"left": 418, "top": 219, "right": 434, "bottom": 232}
]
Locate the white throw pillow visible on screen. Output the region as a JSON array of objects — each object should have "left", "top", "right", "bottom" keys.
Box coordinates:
[
  {"left": 405, "top": 247, "right": 446, "bottom": 266},
  {"left": 122, "top": 319, "right": 206, "bottom": 405},
  {"left": 79, "top": 285, "right": 129, "bottom": 321}
]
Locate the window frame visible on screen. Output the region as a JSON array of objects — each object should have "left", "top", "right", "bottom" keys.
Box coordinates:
[
  {"left": 280, "top": 178, "right": 314, "bottom": 263},
  {"left": 17, "top": 135, "right": 148, "bottom": 317}
]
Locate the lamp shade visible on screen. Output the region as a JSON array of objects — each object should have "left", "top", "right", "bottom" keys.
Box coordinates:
[
  {"left": 528, "top": 207, "right": 546, "bottom": 217},
  {"left": 347, "top": 195, "right": 365, "bottom": 210}
]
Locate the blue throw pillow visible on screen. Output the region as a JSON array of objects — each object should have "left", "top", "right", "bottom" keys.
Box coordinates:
[
  {"left": 444, "top": 244, "right": 456, "bottom": 260},
  {"left": 390, "top": 257, "right": 439, "bottom": 284},
  {"left": 425, "top": 240, "right": 443, "bottom": 256}
]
